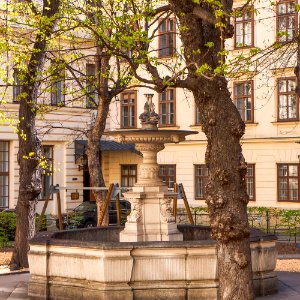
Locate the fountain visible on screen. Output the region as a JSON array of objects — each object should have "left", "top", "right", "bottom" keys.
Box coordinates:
[
  {"left": 109, "top": 93, "right": 197, "bottom": 242},
  {"left": 28, "top": 95, "right": 278, "bottom": 299}
]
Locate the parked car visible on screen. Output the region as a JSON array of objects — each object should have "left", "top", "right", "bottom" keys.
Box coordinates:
[{"left": 57, "top": 200, "right": 131, "bottom": 229}]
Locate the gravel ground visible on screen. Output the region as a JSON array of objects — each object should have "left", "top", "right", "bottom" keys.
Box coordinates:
[
  {"left": 0, "top": 248, "right": 13, "bottom": 266},
  {"left": 276, "top": 259, "right": 300, "bottom": 272}
]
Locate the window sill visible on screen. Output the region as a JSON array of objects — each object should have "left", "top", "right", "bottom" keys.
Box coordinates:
[
  {"left": 272, "top": 121, "right": 300, "bottom": 125},
  {"left": 190, "top": 124, "right": 202, "bottom": 129},
  {"left": 245, "top": 122, "right": 259, "bottom": 127},
  {"left": 277, "top": 200, "right": 300, "bottom": 203},
  {"left": 233, "top": 45, "right": 254, "bottom": 50}
]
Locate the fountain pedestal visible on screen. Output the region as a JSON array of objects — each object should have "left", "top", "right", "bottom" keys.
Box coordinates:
[{"left": 120, "top": 186, "right": 183, "bottom": 242}]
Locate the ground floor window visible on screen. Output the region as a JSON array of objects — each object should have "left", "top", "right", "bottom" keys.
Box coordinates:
[
  {"left": 278, "top": 163, "right": 299, "bottom": 202},
  {"left": 121, "top": 165, "right": 137, "bottom": 187},
  {"left": 39, "top": 146, "right": 53, "bottom": 200},
  {"left": 0, "top": 141, "right": 9, "bottom": 209},
  {"left": 159, "top": 165, "right": 176, "bottom": 189},
  {"left": 195, "top": 164, "right": 209, "bottom": 199},
  {"left": 246, "top": 164, "right": 255, "bottom": 201}
]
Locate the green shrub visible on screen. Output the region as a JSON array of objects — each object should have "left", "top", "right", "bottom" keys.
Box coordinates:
[
  {"left": 36, "top": 214, "right": 47, "bottom": 232},
  {"left": 0, "top": 212, "right": 16, "bottom": 242},
  {"left": 0, "top": 227, "right": 9, "bottom": 247}
]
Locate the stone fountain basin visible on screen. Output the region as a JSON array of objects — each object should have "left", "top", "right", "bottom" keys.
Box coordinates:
[
  {"left": 105, "top": 129, "right": 198, "bottom": 144},
  {"left": 28, "top": 225, "right": 277, "bottom": 300}
]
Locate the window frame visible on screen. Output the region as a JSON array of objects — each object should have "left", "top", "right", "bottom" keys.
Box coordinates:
[
  {"left": 86, "top": 63, "right": 98, "bottom": 109},
  {"left": 39, "top": 146, "right": 54, "bottom": 200},
  {"left": 120, "top": 90, "right": 137, "bottom": 129},
  {"left": 233, "top": 6, "right": 254, "bottom": 49},
  {"left": 50, "top": 64, "right": 65, "bottom": 106},
  {"left": 120, "top": 164, "right": 137, "bottom": 188},
  {"left": 277, "top": 163, "right": 300, "bottom": 202},
  {"left": 159, "top": 88, "right": 176, "bottom": 127},
  {"left": 277, "top": 77, "right": 298, "bottom": 121},
  {"left": 0, "top": 141, "right": 9, "bottom": 210},
  {"left": 194, "top": 164, "right": 209, "bottom": 200},
  {"left": 159, "top": 164, "right": 176, "bottom": 189},
  {"left": 158, "top": 17, "right": 176, "bottom": 58},
  {"left": 13, "top": 69, "right": 21, "bottom": 103},
  {"left": 195, "top": 105, "right": 201, "bottom": 125},
  {"left": 233, "top": 80, "right": 254, "bottom": 123},
  {"left": 276, "top": 0, "right": 297, "bottom": 43},
  {"left": 246, "top": 164, "right": 256, "bottom": 201}
]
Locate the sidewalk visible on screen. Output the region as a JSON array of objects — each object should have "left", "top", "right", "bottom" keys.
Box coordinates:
[
  {"left": 0, "top": 272, "right": 29, "bottom": 300},
  {"left": 0, "top": 271, "right": 299, "bottom": 299}
]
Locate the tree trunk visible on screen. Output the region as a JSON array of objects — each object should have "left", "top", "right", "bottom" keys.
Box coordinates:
[
  {"left": 86, "top": 36, "right": 112, "bottom": 226},
  {"left": 87, "top": 97, "right": 110, "bottom": 226},
  {"left": 11, "top": 0, "right": 60, "bottom": 269},
  {"left": 13, "top": 99, "right": 42, "bottom": 268},
  {"left": 168, "top": 1, "right": 254, "bottom": 299}
]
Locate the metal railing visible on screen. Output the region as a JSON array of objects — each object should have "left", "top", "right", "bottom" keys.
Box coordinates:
[{"left": 176, "top": 210, "right": 300, "bottom": 243}]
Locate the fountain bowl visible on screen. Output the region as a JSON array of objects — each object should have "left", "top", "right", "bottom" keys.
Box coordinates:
[{"left": 28, "top": 225, "right": 277, "bottom": 300}]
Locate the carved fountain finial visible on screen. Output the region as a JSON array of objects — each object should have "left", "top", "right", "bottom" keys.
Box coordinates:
[{"left": 139, "top": 94, "right": 159, "bottom": 130}]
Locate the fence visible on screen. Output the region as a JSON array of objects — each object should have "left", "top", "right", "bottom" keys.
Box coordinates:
[{"left": 177, "top": 208, "right": 300, "bottom": 243}]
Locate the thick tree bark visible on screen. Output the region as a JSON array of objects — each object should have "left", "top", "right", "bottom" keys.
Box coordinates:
[
  {"left": 168, "top": 1, "right": 254, "bottom": 299},
  {"left": 11, "top": 0, "right": 60, "bottom": 269}
]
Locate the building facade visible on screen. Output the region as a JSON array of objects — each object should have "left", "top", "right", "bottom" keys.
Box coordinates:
[{"left": 1, "top": 0, "right": 300, "bottom": 215}]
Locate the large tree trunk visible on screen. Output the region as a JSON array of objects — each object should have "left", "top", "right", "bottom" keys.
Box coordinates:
[
  {"left": 11, "top": 0, "right": 60, "bottom": 269},
  {"left": 169, "top": 1, "right": 254, "bottom": 299},
  {"left": 13, "top": 97, "right": 42, "bottom": 269}
]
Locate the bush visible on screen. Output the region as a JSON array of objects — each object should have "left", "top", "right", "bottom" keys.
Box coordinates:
[{"left": 0, "top": 212, "right": 16, "bottom": 242}]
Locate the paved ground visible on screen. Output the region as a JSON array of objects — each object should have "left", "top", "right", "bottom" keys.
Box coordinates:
[
  {"left": 257, "top": 271, "right": 300, "bottom": 300},
  {"left": 0, "top": 273, "right": 29, "bottom": 300},
  {"left": 0, "top": 271, "right": 300, "bottom": 299}
]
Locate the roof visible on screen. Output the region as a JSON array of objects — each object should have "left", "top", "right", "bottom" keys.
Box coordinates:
[{"left": 74, "top": 140, "right": 141, "bottom": 163}]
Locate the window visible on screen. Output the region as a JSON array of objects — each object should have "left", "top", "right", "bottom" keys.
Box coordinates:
[
  {"left": 86, "top": 63, "right": 98, "bottom": 108},
  {"left": 159, "top": 165, "right": 176, "bottom": 189},
  {"left": 121, "top": 91, "right": 136, "bottom": 128},
  {"left": 195, "top": 105, "right": 201, "bottom": 125},
  {"left": 277, "top": 1, "right": 296, "bottom": 42},
  {"left": 0, "top": 142, "right": 9, "bottom": 209},
  {"left": 121, "top": 165, "right": 137, "bottom": 187},
  {"left": 234, "top": 6, "right": 254, "bottom": 48},
  {"left": 13, "top": 69, "right": 21, "bottom": 102},
  {"left": 278, "top": 163, "right": 299, "bottom": 202},
  {"left": 233, "top": 81, "right": 253, "bottom": 123},
  {"left": 39, "top": 146, "right": 53, "bottom": 200},
  {"left": 246, "top": 164, "right": 255, "bottom": 201},
  {"left": 51, "top": 63, "right": 65, "bottom": 106},
  {"left": 278, "top": 78, "right": 298, "bottom": 121},
  {"left": 158, "top": 18, "right": 176, "bottom": 57},
  {"left": 195, "top": 164, "right": 209, "bottom": 199},
  {"left": 159, "top": 88, "right": 176, "bottom": 126}
]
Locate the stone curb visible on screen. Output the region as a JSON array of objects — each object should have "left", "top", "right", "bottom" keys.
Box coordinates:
[
  {"left": 278, "top": 255, "right": 300, "bottom": 259},
  {"left": 0, "top": 267, "right": 29, "bottom": 276}
]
